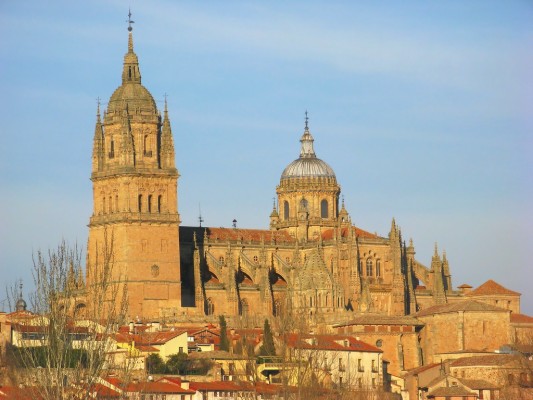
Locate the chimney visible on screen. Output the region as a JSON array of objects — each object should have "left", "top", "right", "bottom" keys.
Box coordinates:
[
  {"left": 129, "top": 322, "right": 134, "bottom": 333},
  {"left": 181, "top": 380, "right": 190, "bottom": 390}
]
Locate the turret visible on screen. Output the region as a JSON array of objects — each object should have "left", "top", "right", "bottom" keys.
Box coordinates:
[{"left": 160, "top": 98, "right": 176, "bottom": 170}]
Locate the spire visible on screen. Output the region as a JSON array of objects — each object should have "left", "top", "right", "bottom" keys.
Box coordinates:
[
  {"left": 299, "top": 111, "right": 316, "bottom": 159},
  {"left": 160, "top": 94, "right": 176, "bottom": 169},
  {"left": 92, "top": 99, "right": 105, "bottom": 173},
  {"left": 122, "top": 10, "right": 141, "bottom": 85}
]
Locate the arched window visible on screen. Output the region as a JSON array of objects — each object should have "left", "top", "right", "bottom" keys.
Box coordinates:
[
  {"left": 283, "top": 201, "right": 289, "bottom": 220},
  {"left": 321, "top": 199, "right": 328, "bottom": 218},
  {"left": 376, "top": 259, "right": 381, "bottom": 277},
  {"left": 157, "top": 195, "right": 162, "bottom": 213},
  {"left": 148, "top": 195, "right": 152, "bottom": 213},
  {"left": 115, "top": 195, "right": 119, "bottom": 212},
  {"left": 109, "top": 140, "right": 115, "bottom": 158},
  {"left": 102, "top": 197, "right": 106, "bottom": 214},
  {"left": 109, "top": 196, "right": 112, "bottom": 213},
  {"left": 138, "top": 195, "right": 142, "bottom": 212},
  {"left": 300, "top": 198, "right": 308, "bottom": 210},
  {"left": 206, "top": 298, "right": 215, "bottom": 315},
  {"left": 366, "top": 259, "right": 373, "bottom": 277}
]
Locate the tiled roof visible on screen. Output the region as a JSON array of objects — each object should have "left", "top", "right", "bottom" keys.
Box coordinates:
[
  {"left": 459, "top": 378, "right": 499, "bottom": 389},
  {"left": 189, "top": 381, "right": 244, "bottom": 392},
  {"left": 124, "top": 381, "right": 195, "bottom": 394},
  {"left": 466, "top": 279, "right": 520, "bottom": 296},
  {"left": 428, "top": 385, "right": 476, "bottom": 397},
  {"left": 403, "top": 363, "right": 440, "bottom": 377},
  {"left": 334, "top": 314, "right": 424, "bottom": 327},
  {"left": 415, "top": 300, "right": 509, "bottom": 317},
  {"left": 321, "top": 226, "right": 380, "bottom": 240},
  {"left": 115, "top": 329, "right": 187, "bottom": 345},
  {"left": 283, "top": 333, "right": 382, "bottom": 353},
  {"left": 188, "top": 350, "right": 247, "bottom": 360},
  {"left": 86, "top": 383, "right": 122, "bottom": 398},
  {"left": 458, "top": 283, "right": 473, "bottom": 289},
  {"left": 510, "top": 313, "right": 533, "bottom": 324},
  {"left": 206, "top": 227, "right": 295, "bottom": 244},
  {"left": 451, "top": 354, "right": 521, "bottom": 367}
]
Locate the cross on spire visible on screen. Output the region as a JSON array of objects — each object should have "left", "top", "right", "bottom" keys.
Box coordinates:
[
  {"left": 305, "top": 110, "right": 309, "bottom": 130},
  {"left": 127, "top": 8, "right": 135, "bottom": 32}
]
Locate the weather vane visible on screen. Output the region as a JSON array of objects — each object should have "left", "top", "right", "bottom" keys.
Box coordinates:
[
  {"left": 127, "top": 9, "right": 135, "bottom": 32},
  {"left": 305, "top": 110, "right": 309, "bottom": 130}
]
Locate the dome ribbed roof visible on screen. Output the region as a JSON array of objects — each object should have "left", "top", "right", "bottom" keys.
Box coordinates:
[
  {"left": 106, "top": 31, "right": 157, "bottom": 114},
  {"left": 108, "top": 83, "right": 156, "bottom": 113},
  {"left": 281, "top": 126, "right": 336, "bottom": 180}
]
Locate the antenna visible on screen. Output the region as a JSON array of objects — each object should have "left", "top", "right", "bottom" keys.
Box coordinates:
[{"left": 198, "top": 203, "right": 204, "bottom": 227}]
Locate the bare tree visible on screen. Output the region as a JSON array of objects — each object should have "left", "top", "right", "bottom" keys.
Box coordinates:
[{"left": 6, "top": 232, "right": 128, "bottom": 399}]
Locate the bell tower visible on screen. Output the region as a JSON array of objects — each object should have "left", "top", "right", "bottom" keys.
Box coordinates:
[{"left": 87, "top": 16, "right": 181, "bottom": 319}]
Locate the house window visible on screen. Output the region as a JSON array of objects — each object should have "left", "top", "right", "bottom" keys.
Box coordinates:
[
  {"left": 219, "top": 256, "right": 225, "bottom": 264},
  {"left": 339, "top": 358, "right": 345, "bottom": 372},
  {"left": 148, "top": 195, "right": 152, "bottom": 213},
  {"left": 253, "top": 256, "right": 258, "bottom": 263}
]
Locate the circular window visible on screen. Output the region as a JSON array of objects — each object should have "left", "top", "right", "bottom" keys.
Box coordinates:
[
  {"left": 151, "top": 264, "right": 160, "bottom": 277},
  {"left": 376, "top": 339, "right": 383, "bottom": 347}
]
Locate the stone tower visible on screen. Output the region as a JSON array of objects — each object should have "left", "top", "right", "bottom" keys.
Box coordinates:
[
  {"left": 272, "top": 116, "right": 340, "bottom": 242},
  {"left": 87, "top": 24, "right": 181, "bottom": 320}
]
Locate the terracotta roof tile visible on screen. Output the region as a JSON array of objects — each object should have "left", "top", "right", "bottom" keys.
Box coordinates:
[
  {"left": 429, "top": 386, "right": 476, "bottom": 397},
  {"left": 321, "top": 226, "right": 380, "bottom": 241},
  {"left": 283, "top": 333, "right": 382, "bottom": 353},
  {"left": 125, "top": 381, "right": 195, "bottom": 394},
  {"left": 451, "top": 354, "right": 522, "bottom": 367},
  {"left": 466, "top": 279, "right": 520, "bottom": 296},
  {"left": 510, "top": 313, "right": 533, "bottom": 324},
  {"left": 403, "top": 363, "right": 440, "bottom": 376},
  {"left": 459, "top": 378, "right": 499, "bottom": 390},
  {"left": 334, "top": 314, "right": 424, "bottom": 327},
  {"left": 415, "top": 300, "right": 509, "bottom": 317},
  {"left": 206, "top": 227, "right": 295, "bottom": 244}
]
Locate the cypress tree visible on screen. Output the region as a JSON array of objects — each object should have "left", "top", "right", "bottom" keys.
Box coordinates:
[
  {"left": 259, "top": 319, "right": 276, "bottom": 356},
  {"left": 219, "top": 315, "right": 230, "bottom": 351}
]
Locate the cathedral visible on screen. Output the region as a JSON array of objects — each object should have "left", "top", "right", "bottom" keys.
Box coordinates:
[{"left": 86, "top": 23, "right": 459, "bottom": 322}]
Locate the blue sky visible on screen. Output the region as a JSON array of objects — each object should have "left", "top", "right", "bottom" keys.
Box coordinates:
[{"left": 1, "top": 1, "right": 532, "bottom": 313}]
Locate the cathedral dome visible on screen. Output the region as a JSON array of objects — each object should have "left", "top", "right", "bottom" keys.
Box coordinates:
[
  {"left": 107, "top": 83, "right": 157, "bottom": 113},
  {"left": 106, "top": 30, "right": 157, "bottom": 114},
  {"left": 280, "top": 125, "right": 336, "bottom": 181}
]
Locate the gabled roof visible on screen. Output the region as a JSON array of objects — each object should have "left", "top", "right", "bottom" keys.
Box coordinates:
[
  {"left": 428, "top": 385, "right": 476, "bottom": 397},
  {"left": 510, "top": 313, "right": 533, "bottom": 324},
  {"left": 206, "top": 227, "right": 295, "bottom": 244},
  {"left": 283, "top": 333, "right": 382, "bottom": 353},
  {"left": 321, "top": 226, "right": 380, "bottom": 240},
  {"left": 115, "top": 329, "right": 187, "bottom": 345},
  {"left": 466, "top": 279, "right": 520, "bottom": 297},
  {"left": 403, "top": 363, "right": 440, "bottom": 377},
  {"left": 334, "top": 314, "right": 424, "bottom": 327},
  {"left": 124, "top": 381, "right": 195, "bottom": 394},
  {"left": 451, "top": 354, "right": 523, "bottom": 367},
  {"left": 459, "top": 378, "right": 499, "bottom": 390},
  {"left": 415, "top": 300, "right": 509, "bottom": 317}
]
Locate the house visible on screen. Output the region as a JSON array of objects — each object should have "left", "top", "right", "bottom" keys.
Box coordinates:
[
  {"left": 115, "top": 328, "right": 188, "bottom": 361},
  {"left": 281, "top": 333, "right": 383, "bottom": 389}
]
